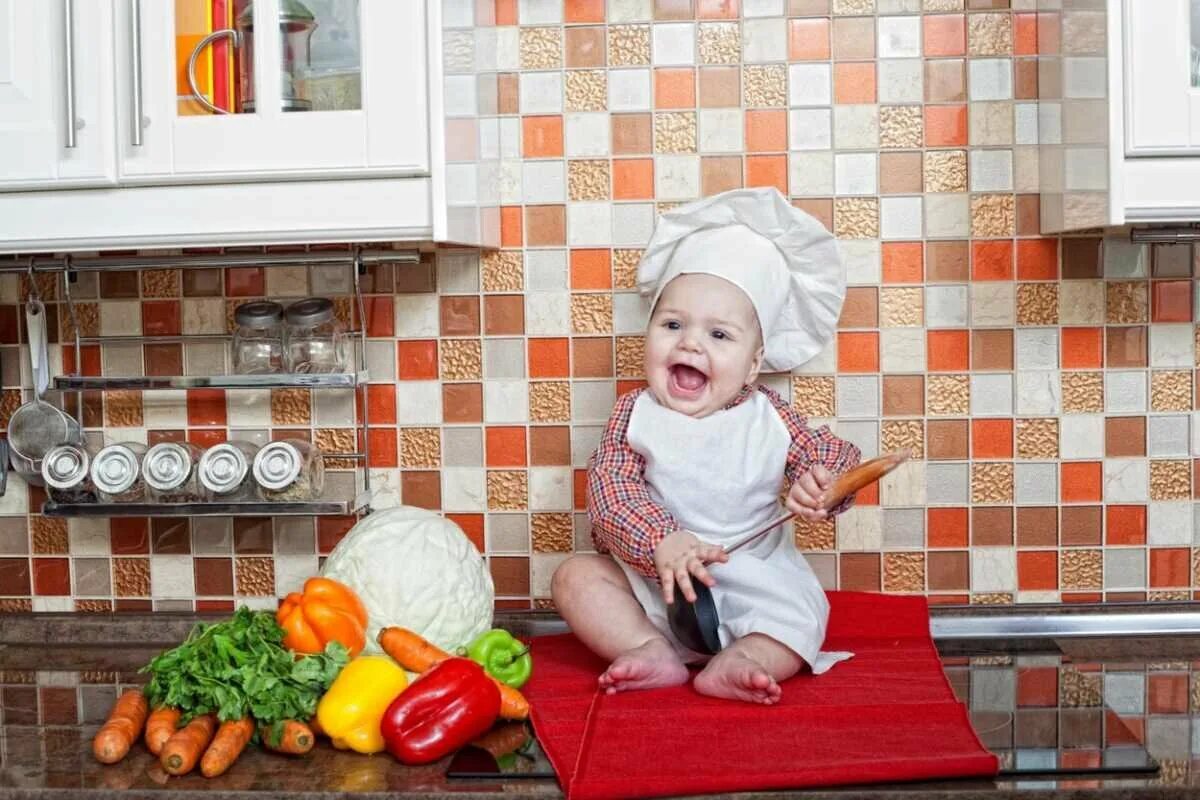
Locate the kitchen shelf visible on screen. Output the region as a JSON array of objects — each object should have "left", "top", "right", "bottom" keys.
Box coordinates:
[
  {"left": 52, "top": 371, "right": 368, "bottom": 391},
  {"left": 42, "top": 496, "right": 368, "bottom": 518}
]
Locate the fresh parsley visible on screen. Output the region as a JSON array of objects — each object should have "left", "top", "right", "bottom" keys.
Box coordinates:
[{"left": 140, "top": 607, "right": 348, "bottom": 728}]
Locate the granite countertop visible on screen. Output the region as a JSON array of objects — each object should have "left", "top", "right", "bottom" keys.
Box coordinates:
[{"left": 1, "top": 609, "right": 1199, "bottom": 799}]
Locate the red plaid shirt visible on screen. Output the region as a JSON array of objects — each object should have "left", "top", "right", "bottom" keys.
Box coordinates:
[{"left": 587, "top": 384, "right": 862, "bottom": 578}]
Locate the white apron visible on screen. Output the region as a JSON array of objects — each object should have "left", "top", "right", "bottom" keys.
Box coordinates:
[{"left": 616, "top": 390, "right": 853, "bottom": 674}]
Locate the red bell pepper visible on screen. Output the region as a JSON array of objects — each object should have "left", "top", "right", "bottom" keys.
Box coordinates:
[{"left": 380, "top": 657, "right": 500, "bottom": 765}]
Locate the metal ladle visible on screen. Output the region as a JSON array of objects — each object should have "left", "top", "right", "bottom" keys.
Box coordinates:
[{"left": 666, "top": 449, "right": 913, "bottom": 655}]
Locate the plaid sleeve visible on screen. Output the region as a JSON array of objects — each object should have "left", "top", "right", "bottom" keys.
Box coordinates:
[
  {"left": 587, "top": 389, "right": 680, "bottom": 578},
  {"left": 759, "top": 385, "right": 863, "bottom": 516}
]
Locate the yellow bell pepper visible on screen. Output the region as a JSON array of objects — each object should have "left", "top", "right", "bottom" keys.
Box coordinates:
[{"left": 316, "top": 655, "right": 408, "bottom": 754}]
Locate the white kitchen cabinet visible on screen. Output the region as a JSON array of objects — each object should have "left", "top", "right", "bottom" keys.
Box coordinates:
[{"left": 0, "top": 0, "right": 117, "bottom": 189}]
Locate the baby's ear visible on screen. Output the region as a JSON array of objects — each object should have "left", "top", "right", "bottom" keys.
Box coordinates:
[{"left": 745, "top": 343, "right": 765, "bottom": 385}]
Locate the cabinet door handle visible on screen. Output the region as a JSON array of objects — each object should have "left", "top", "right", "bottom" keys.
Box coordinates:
[
  {"left": 63, "top": 0, "right": 76, "bottom": 148},
  {"left": 186, "top": 29, "right": 239, "bottom": 115},
  {"left": 130, "top": 0, "right": 143, "bottom": 146}
]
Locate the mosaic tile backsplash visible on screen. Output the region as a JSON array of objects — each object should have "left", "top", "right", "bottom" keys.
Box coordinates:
[{"left": 2, "top": 0, "right": 1199, "bottom": 612}]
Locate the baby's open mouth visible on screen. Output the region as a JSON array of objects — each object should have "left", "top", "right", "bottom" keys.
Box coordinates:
[{"left": 669, "top": 364, "right": 708, "bottom": 398}]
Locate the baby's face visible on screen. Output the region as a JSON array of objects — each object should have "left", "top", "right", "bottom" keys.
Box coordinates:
[{"left": 644, "top": 273, "right": 764, "bottom": 419}]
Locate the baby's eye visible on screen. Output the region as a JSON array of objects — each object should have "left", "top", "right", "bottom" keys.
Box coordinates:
[
  {"left": 663, "top": 320, "right": 681, "bottom": 330},
  {"left": 711, "top": 329, "right": 729, "bottom": 340}
]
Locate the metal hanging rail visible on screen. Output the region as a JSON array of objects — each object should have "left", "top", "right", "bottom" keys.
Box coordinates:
[{"left": 2, "top": 248, "right": 421, "bottom": 274}]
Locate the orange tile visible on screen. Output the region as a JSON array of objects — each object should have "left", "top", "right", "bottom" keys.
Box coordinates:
[
  {"left": 1105, "top": 505, "right": 1146, "bottom": 545},
  {"left": 834, "top": 62, "right": 876, "bottom": 104},
  {"left": 1060, "top": 462, "right": 1102, "bottom": 503},
  {"left": 364, "top": 384, "right": 397, "bottom": 425},
  {"left": 447, "top": 513, "right": 485, "bottom": 552},
  {"left": 1148, "top": 673, "right": 1189, "bottom": 713},
  {"left": 923, "top": 14, "right": 965, "bottom": 57},
  {"left": 367, "top": 428, "right": 398, "bottom": 468},
  {"left": 500, "top": 206, "right": 523, "bottom": 248},
  {"left": 1150, "top": 548, "right": 1191, "bottom": 587},
  {"left": 565, "top": 0, "right": 605, "bottom": 23},
  {"left": 525, "top": 205, "right": 566, "bottom": 246},
  {"left": 971, "top": 241, "right": 1013, "bottom": 281},
  {"left": 486, "top": 426, "right": 527, "bottom": 467},
  {"left": 570, "top": 249, "right": 612, "bottom": 290},
  {"left": 1016, "top": 239, "right": 1058, "bottom": 280},
  {"left": 495, "top": 0, "right": 516, "bottom": 25},
  {"left": 971, "top": 419, "right": 1013, "bottom": 459},
  {"left": 925, "top": 104, "right": 967, "bottom": 147},
  {"left": 745, "top": 155, "right": 788, "bottom": 194},
  {"left": 1060, "top": 327, "right": 1103, "bottom": 369},
  {"left": 616, "top": 379, "right": 648, "bottom": 395},
  {"left": 1151, "top": 280, "right": 1194, "bottom": 322},
  {"left": 836, "top": 331, "right": 879, "bottom": 373},
  {"left": 882, "top": 243, "right": 924, "bottom": 283},
  {"left": 1014, "top": 13, "right": 1038, "bottom": 55},
  {"left": 398, "top": 340, "right": 438, "bottom": 380},
  {"left": 1017, "top": 667, "right": 1059, "bottom": 707},
  {"left": 612, "top": 158, "right": 655, "bottom": 200},
  {"left": 926, "top": 330, "right": 969, "bottom": 371},
  {"left": 698, "top": 0, "right": 738, "bottom": 17},
  {"left": 928, "top": 507, "right": 968, "bottom": 548},
  {"left": 574, "top": 468, "right": 588, "bottom": 510},
  {"left": 789, "top": 18, "right": 830, "bottom": 61},
  {"left": 522, "top": 116, "right": 563, "bottom": 158},
  {"left": 528, "top": 338, "right": 570, "bottom": 378},
  {"left": 1017, "top": 551, "right": 1057, "bottom": 591},
  {"left": 745, "top": 109, "right": 787, "bottom": 153},
  {"left": 187, "top": 389, "right": 227, "bottom": 426},
  {"left": 654, "top": 68, "right": 696, "bottom": 109},
  {"left": 855, "top": 481, "right": 878, "bottom": 506}
]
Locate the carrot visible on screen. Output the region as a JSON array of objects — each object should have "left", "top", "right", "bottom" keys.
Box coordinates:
[
  {"left": 199, "top": 717, "right": 253, "bottom": 778},
  {"left": 471, "top": 722, "right": 530, "bottom": 759},
  {"left": 144, "top": 706, "right": 181, "bottom": 756},
  {"left": 260, "top": 720, "right": 315, "bottom": 755},
  {"left": 377, "top": 627, "right": 531, "bottom": 720},
  {"left": 160, "top": 713, "right": 217, "bottom": 776},
  {"left": 92, "top": 688, "right": 148, "bottom": 764}
]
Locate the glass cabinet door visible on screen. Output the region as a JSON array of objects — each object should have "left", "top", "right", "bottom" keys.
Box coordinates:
[
  {"left": 118, "top": 0, "right": 427, "bottom": 180},
  {"left": 1125, "top": 0, "right": 1200, "bottom": 154}
]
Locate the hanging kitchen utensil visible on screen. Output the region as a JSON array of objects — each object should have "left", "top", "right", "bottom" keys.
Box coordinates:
[{"left": 667, "top": 449, "right": 913, "bottom": 656}]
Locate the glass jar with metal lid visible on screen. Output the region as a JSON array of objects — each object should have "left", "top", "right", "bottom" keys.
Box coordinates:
[
  {"left": 143, "top": 442, "right": 203, "bottom": 503},
  {"left": 41, "top": 443, "right": 96, "bottom": 504},
  {"left": 232, "top": 301, "right": 286, "bottom": 374},
  {"left": 90, "top": 442, "right": 148, "bottom": 503},
  {"left": 284, "top": 297, "right": 348, "bottom": 374},
  {"left": 253, "top": 439, "right": 324, "bottom": 502},
  {"left": 197, "top": 441, "right": 259, "bottom": 500}
]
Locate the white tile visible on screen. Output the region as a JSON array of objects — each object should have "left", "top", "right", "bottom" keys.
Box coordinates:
[
  {"left": 530, "top": 467, "right": 573, "bottom": 510},
  {"left": 1015, "top": 463, "right": 1057, "bottom": 505},
  {"left": 100, "top": 300, "right": 141, "bottom": 336},
  {"left": 1058, "top": 280, "right": 1104, "bottom": 324},
  {"left": 655, "top": 155, "right": 701, "bottom": 200},
  {"left": 925, "top": 285, "right": 968, "bottom": 328},
  {"left": 924, "top": 194, "right": 969, "bottom": 238},
  {"left": 877, "top": 0, "right": 921, "bottom": 10},
  {"left": 394, "top": 295, "right": 439, "bottom": 337},
  {"left": 789, "top": 109, "right": 831, "bottom": 150},
  {"left": 1149, "top": 324, "right": 1194, "bottom": 367},
  {"left": 498, "top": 119, "right": 521, "bottom": 159},
  {"left": 878, "top": 16, "right": 920, "bottom": 58},
  {"left": 396, "top": 380, "right": 442, "bottom": 424},
  {"left": 572, "top": 380, "right": 618, "bottom": 422},
  {"left": 567, "top": 202, "right": 613, "bottom": 246},
  {"left": 1102, "top": 238, "right": 1147, "bottom": 278},
  {"left": 274, "top": 555, "right": 320, "bottom": 597},
  {"left": 834, "top": 153, "right": 878, "bottom": 196},
  {"left": 795, "top": 337, "right": 836, "bottom": 373},
  {"left": 1149, "top": 415, "right": 1190, "bottom": 457},
  {"left": 1148, "top": 501, "right": 1192, "bottom": 546},
  {"left": 609, "top": 68, "right": 652, "bottom": 111},
  {"left": 881, "top": 460, "right": 925, "bottom": 506},
  {"left": 971, "top": 282, "right": 1015, "bottom": 327},
  {"left": 32, "top": 597, "right": 73, "bottom": 612},
  {"left": 442, "top": 467, "right": 487, "bottom": 511},
  {"left": 1103, "top": 673, "right": 1145, "bottom": 715},
  {"left": 699, "top": 108, "right": 744, "bottom": 152},
  {"left": 365, "top": 341, "right": 395, "bottom": 382},
  {"left": 227, "top": 389, "right": 271, "bottom": 427},
  {"left": 743, "top": 0, "right": 784, "bottom": 15},
  {"left": 971, "top": 548, "right": 1016, "bottom": 592},
  {"left": 1014, "top": 146, "right": 1039, "bottom": 192},
  {"left": 1016, "top": 370, "right": 1061, "bottom": 415},
  {"left": 837, "top": 420, "right": 879, "bottom": 460},
  {"left": 832, "top": 105, "right": 879, "bottom": 149},
  {"left": 142, "top": 390, "right": 187, "bottom": 429},
  {"left": 880, "top": 197, "right": 922, "bottom": 240},
  {"left": 571, "top": 425, "right": 604, "bottom": 467},
  {"left": 613, "top": 292, "right": 650, "bottom": 334},
  {"left": 652, "top": 22, "right": 696, "bottom": 66},
  {"left": 525, "top": 291, "right": 569, "bottom": 334},
  {"left": 840, "top": 240, "right": 881, "bottom": 285},
  {"left": 518, "top": 0, "right": 561, "bottom": 23},
  {"left": 525, "top": 250, "right": 568, "bottom": 290},
  {"left": 877, "top": 59, "right": 923, "bottom": 104},
  {"left": 519, "top": 71, "right": 563, "bottom": 114},
  {"left": 836, "top": 505, "right": 882, "bottom": 550},
  {"left": 443, "top": 0, "right": 474, "bottom": 28},
  {"left": 1060, "top": 414, "right": 1104, "bottom": 459},
  {"left": 1016, "top": 328, "right": 1059, "bottom": 370},
  {"left": 483, "top": 338, "right": 525, "bottom": 380},
  {"left": 522, "top": 160, "right": 566, "bottom": 204},
  {"left": 437, "top": 251, "right": 480, "bottom": 292},
  {"left": 742, "top": 18, "right": 787, "bottom": 63},
  {"left": 443, "top": 75, "right": 478, "bottom": 116},
  {"left": 836, "top": 375, "right": 879, "bottom": 418},
  {"left": 609, "top": 0, "right": 652, "bottom": 22},
  {"left": 150, "top": 556, "right": 195, "bottom": 599},
  {"left": 483, "top": 380, "right": 529, "bottom": 423},
  {"left": 495, "top": 27, "right": 520, "bottom": 70},
  {"left": 971, "top": 374, "right": 1013, "bottom": 416},
  {"left": 1103, "top": 458, "right": 1149, "bottom": 502},
  {"left": 313, "top": 388, "right": 355, "bottom": 427},
  {"left": 880, "top": 329, "right": 924, "bottom": 372},
  {"left": 565, "top": 113, "right": 610, "bottom": 157},
  {"left": 368, "top": 469, "right": 402, "bottom": 509},
  {"left": 1015, "top": 103, "right": 1039, "bottom": 145},
  {"left": 927, "top": 463, "right": 969, "bottom": 505},
  {"left": 969, "top": 59, "right": 1013, "bottom": 101},
  {"left": 1105, "top": 370, "right": 1147, "bottom": 413},
  {"left": 788, "top": 64, "right": 832, "bottom": 107},
  {"left": 789, "top": 152, "right": 834, "bottom": 196},
  {"left": 611, "top": 203, "right": 656, "bottom": 246},
  {"left": 969, "top": 150, "right": 1014, "bottom": 192},
  {"left": 68, "top": 519, "right": 110, "bottom": 555},
  {"left": 531, "top": 553, "right": 570, "bottom": 598},
  {"left": 1063, "top": 56, "right": 1106, "bottom": 99}
]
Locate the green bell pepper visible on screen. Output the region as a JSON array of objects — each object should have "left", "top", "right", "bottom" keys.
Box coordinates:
[{"left": 465, "top": 629, "right": 533, "bottom": 689}]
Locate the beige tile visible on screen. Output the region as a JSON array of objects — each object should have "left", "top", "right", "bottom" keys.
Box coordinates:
[
  {"left": 794, "top": 517, "right": 835, "bottom": 550},
  {"left": 924, "top": 0, "right": 964, "bottom": 9},
  {"left": 571, "top": 294, "right": 614, "bottom": 334},
  {"left": 879, "top": 106, "right": 923, "bottom": 149},
  {"left": 400, "top": 428, "right": 441, "bottom": 468},
  {"left": 699, "top": 22, "right": 739, "bottom": 65},
  {"left": 271, "top": 388, "right": 312, "bottom": 425},
  {"left": 924, "top": 150, "right": 967, "bottom": 193},
  {"left": 104, "top": 390, "right": 143, "bottom": 428},
  {"left": 834, "top": 198, "right": 879, "bottom": 239},
  {"left": 141, "top": 269, "right": 181, "bottom": 298},
  {"left": 792, "top": 376, "right": 835, "bottom": 417},
  {"left": 1151, "top": 370, "right": 1193, "bottom": 411},
  {"left": 520, "top": 27, "right": 563, "bottom": 70},
  {"left": 654, "top": 111, "right": 698, "bottom": 153},
  {"left": 971, "top": 593, "right": 1013, "bottom": 605},
  {"left": 883, "top": 553, "right": 925, "bottom": 593},
  {"left": 1105, "top": 281, "right": 1148, "bottom": 324},
  {"left": 315, "top": 429, "right": 357, "bottom": 469},
  {"left": 441, "top": 339, "right": 483, "bottom": 380},
  {"left": 532, "top": 513, "right": 573, "bottom": 552},
  {"left": 833, "top": 0, "right": 874, "bottom": 13},
  {"left": 114, "top": 558, "right": 149, "bottom": 597},
  {"left": 616, "top": 335, "right": 646, "bottom": 377},
  {"left": 613, "top": 250, "right": 643, "bottom": 289},
  {"left": 530, "top": 381, "right": 571, "bottom": 422},
  {"left": 1016, "top": 418, "right": 1058, "bottom": 459},
  {"left": 31, "top": 517, "right": 68, "bottom": 554},
  {"left": 565, "top": 70, "right": 607, "bottom": 112},
  {"left": 928, "top": 374, "right": 970, "bottom": 415},
  {"left": 609, "top": 24, "right": 651, "bottom": 66},
  {"left": 969, "top": 101, "right": 1013, "bottom": 146},
  {"left": 880, "top": 287, "right": 923, "bottom": 327},
  {"left": 1016, "top": 283, "right": 1058, "bottom": 325},
  {"left": 968, "top": 13, "right": 1013, "bottom": 56},
  {"left": 743, "top": 65, "right": 786, "bottom": 108},
  {"left": 482, "top": 251, "right": 524, "bottom": 292},
  {"left": 1150, "top": 460, "right": 1191, "bottom": 500},
  {"left": 235, "top": 557, "right": 275, "bottom": 596},
  {"left": 568, "top": 159, "right": 611, "bottom": 201},
  {"left": 971, "top": 194, "right": 1015, "bottom": 237},
  {"left": 1061, "top": 550, "right": 1102, "bottom": 591},
  {"left": 881, "top": 419, "right": 924, "bottom": 459},
  {"left": 1061, "top": 372, "right": 1104, "bottom": 413},
  {"left": 971, "top": 463, "right": 1014, "bottom": 504},
  {"left": 1059, "top": 665, "right": 1103, "bottom": 705},
  {"left": 488, "top": 470, "right": 528, "bottom": 510}
]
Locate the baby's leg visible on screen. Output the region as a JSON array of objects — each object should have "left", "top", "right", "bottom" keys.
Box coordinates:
[
  {"left": 551, "top": 554, "right": 688, "bottom": 693},
  {"left": 693, "top": 633, "right": 805, "bottom": 705}
]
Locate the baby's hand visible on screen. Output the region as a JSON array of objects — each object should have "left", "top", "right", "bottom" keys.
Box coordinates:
[
  {"left": 786, "top": 465, "right": 833, "bottom": 522},
  {"left": 653, "top": 530, "right": 729, "bottom": 605}
]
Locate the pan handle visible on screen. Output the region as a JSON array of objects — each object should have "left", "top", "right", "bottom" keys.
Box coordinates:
[{"left": 0, "top": 439, "right": 9, "bottom": 497}]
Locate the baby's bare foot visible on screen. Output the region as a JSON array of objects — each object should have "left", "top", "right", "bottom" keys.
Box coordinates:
[
  {"left": 693, "top": 650, "right": 782, "bottom": 705},
  {"left": 597, "top": 638, "right": 689, "bottom": 694}
]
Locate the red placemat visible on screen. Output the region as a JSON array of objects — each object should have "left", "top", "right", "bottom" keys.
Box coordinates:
[{"left": 524, "top": 591, "right": 998, "bottom": 800}]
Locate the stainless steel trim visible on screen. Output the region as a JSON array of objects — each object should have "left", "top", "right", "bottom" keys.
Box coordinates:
[
  {"left": 1129, "top": 226, "right": 1200, "bottom": 243},
  {"left": 930, "top": 612, "right": 1200, "bottom": 640},
  {"left": 63, "top": 0, "right": 76, "bottom": 149},
  {"left": 130, "top": 0, "right": 143, "bottom": 147},
  {"left": 43, "top": 498, "right": 365, "bottom": 517},
  {"left": 13, "top": 249, "right": 420, "bottom": 274},
  {"left": 53, "top": 371, "right": 368, "bottom": 391}
]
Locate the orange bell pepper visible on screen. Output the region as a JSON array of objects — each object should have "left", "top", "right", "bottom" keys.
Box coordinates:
[{"left": 277, "top": 577, "right": 369, "bottom": 658}]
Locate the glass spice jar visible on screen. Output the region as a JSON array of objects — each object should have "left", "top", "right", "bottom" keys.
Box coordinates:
[
  {"left": 253, "top": 439, "right": 324, "bottom": 502},
  {"left": 197, "top": 441, "right": 259, "bottom": 501},
  {"left": 90, "top": 442, "right": 148, "bottom": 503},
  {"left": 232, "top": 301, "right": 286, "bottom": 374},
  {"left": 284, "top": 297, "right": 348, "bottom": 374},
  {"left": 143, "top": 442, "right": 203, "bottom": 503},
  {"left": 41, "top": 443, "right": 97, "bottom": 504}
]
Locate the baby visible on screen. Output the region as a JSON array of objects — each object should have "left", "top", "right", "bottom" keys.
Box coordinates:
[{"left": 552, "top": 187, "right": 862, "bottom": 705}]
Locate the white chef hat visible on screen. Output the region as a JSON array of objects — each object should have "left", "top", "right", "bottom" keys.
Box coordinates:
[{"left": 636, "top": 187, "right": 845, "bottom": 372}]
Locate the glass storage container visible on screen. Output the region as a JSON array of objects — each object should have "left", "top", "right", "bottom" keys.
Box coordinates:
[
  {"left": 90, "top": 443, "right": 148, "bottom": 503},
  {"left": 42, "top": 443, "right": 96, "bottom": 504},
  {"left": 232, "top": 301, "right": 286, "bottom": 374},
  {"left": 143, "top": 442, "right": 203, "bottom": 503},
  {"left": 197, "top": 441, "right": 260, "bottom": 501},
  {"left": 253, "top": 439, "right": 324, "bottom": 501},
  {"left": 284, "top": 297, "right": 348, "bottom": 373}
]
